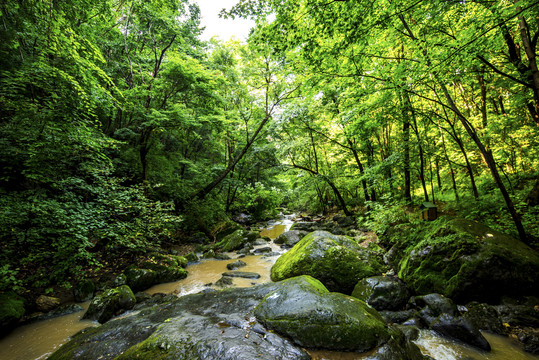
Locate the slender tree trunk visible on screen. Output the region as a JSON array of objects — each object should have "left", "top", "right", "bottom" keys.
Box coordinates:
[{"left": 438, "top": 78, "right": 529, "bottom": 243}]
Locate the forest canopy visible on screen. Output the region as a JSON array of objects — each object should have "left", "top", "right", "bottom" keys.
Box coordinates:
[{"left": 1, "top": 0, "right": 538, "bottom": 293}]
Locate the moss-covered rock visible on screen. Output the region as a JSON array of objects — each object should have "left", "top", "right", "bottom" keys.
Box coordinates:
[
  {"left": 0, "top": 292, "right": 25, "bottom": 337},
  {"left": 352, "top": 276, "right": 410, "bottom": 311},
  {"left": 214, "top": 229, "right": 247, "bottom": 252},
  {"left": 125, "top": 254, "right": 188, "bottom": 292},
  {"left": 50, "top": 282, "right": 310, "bottom": 360},
  {"left": 254, "top": 276, "right": 390, "bottom": 352},
  {"left": 83, "top": 285, "right": 136, "bottom": 323},
  {"left": 271, "top": 231, "right": 387, "bottom": 293},
  {"left": 73, "top": 279, "right": 95, "bottom": 302},
  {"left": 125, "top": 268, "right": 159, "bottom": 293},
  {"left": 184, "top": 252, "right": 199, "bottom": 263},
  {"left": 394, "top": 218, "right": 539, "bottom": 302},
  {"left": 210, "top": 220, "right": 242, "bottom": 241}
]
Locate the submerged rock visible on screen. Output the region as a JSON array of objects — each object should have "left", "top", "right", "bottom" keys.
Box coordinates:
[
  {"left": 390, "top": 218, "right": 539, "bottom": 302},
  {"left": 83, "top": 285, "right": 136, "bottom": 324},
  {"left": 254, "top": 276, "right": 390, "bottom": 352},
  {"left": 222, "top": 271, "right": 261, "bottom": 279},
  {"left": 352, "top": 276, "right": 410, "bottom": 311},
  {"left": 271, "top": 231, "right": 386, "bottom": 293}
]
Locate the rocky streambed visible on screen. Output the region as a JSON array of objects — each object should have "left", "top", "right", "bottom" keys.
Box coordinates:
[{"left": 1, "top": 214, "right": 538, "bottom": 360}]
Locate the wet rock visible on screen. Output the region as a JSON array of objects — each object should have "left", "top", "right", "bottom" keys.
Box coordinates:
[
  {"left": 253, "top": 238, "right": 268, "bottom": 245},
  {"left": 517, "top": 328, "right": 539, "bottom": 354},
  {"left": 83, "top": 285, "right": 136, "bottom": 324},
  {"left": 494, "top": 302, "right": 539, "bottom": 327},
  {"left": 410, "top": 293, "right": 458, "bottom": 326},
  {"left": 210, "top": 220, "right": 243, "bottom": 241},
  {"left": 185, "top": 252, "right": 199, "bottom": 263},
  {"left": 290, "top": 222, "right": 319, "bottom": 232},
  {"left": 274, "top": 230, "right": 309, "bottom": 248},
  {"left": 215, "top": 229, "right": 248, "bottom": 252},
  {"left": 50, "top": 282, "right": 310, "bottom": 360},
  {"left": 430, "top": 313, "right": 491, "bottom": 351},
  {"left": 222, "top": 271, "right": 261, "bottom": 279},
  {"left": 271, "top": 231, "right": 387, "bottom": 294},
  {"left": 462, "top": 303, "right": 505, "bottom": 335},
  {"left": 363, "top": 326, "right": 425, "bottom": 360},
  {"left": 215, "top": 276, "right": 234, "bottom": 288},
  {"left": 394, "top": 218, "right": 539, "bottom": 303},
  {"left": 36, "top": 295, "right": 60, "bottom": 312},
  {"left": 352, "top": 276, "right": 409, "bottom": 311},
  {"left": 73, "top": 279, "right": 95, "bottom": 302},
  {"left": 26, "top": 304, "right": 84, "bottom": 323},
  {"left": 125, "top": 268, "right": 158, "bottom": 293},
  {"left": 214, "top": 253, "right": 232, "bottom": 260},
  {"left": 202, "top": 249, "right": 216, "bottom": 259},
  {"left": 226, "top": 260, "right": 247, "bottom": 270},
  {"left": 134, "top": 293, "right": 178, "bottom": 310},
  {"left": 0, "top": 292, "right": 25, "bottom": 336},
  {"left": 379, "top": 309, "right": 418, "bottom": 324},
  {"left": 253, "top": 246, "right": 272, "bottom": 254},
  {"left": 254, "top": 276, "right": 390, "bottom": 352}
]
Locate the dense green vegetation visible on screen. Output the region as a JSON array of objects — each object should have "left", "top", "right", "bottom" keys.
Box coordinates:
[{"left": 1, "top": 0, "right": 538, "bottom": 297}]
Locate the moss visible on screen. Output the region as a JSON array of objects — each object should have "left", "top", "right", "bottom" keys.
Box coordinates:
[
  {"left": 0, "top": 292, "right": 25, "bottom": 336},
  {"left": 397, "top": 218, "right": 539, "bottom": 301},
  {"left": 214, "top": 229, "right": 246, "bottom": 252},
  {"left": 271, "top": 231, "right": 386, "bottom": 293}
]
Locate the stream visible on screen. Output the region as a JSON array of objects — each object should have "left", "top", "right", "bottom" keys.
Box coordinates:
[{"left": 0, "top": 214, "right": 537, "bottom": 360}]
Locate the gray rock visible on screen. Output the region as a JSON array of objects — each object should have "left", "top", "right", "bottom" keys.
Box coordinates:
[
  {"left": 410, "top": 293, "right": 458, "bottom": 326},
  {"left": 253, "top": 246, "right": 272, "bottom": 254},
  {"left": 226, "top": 260, "right": 247, "bottom": 270},
  {"left": 352, "top": 276, "right": 410, "bottom": 311},
  {"left": 430, "top": 313, "right": 491, "bottom": 351},
  {"left": 274, "top": 230, "right": 308, "bottom": 248},
  {"left": 222, "top": 271, "right": 261, "bottom": 279},
  {"left": 50, "top": 282, "right": 310, "bottom": 360}
]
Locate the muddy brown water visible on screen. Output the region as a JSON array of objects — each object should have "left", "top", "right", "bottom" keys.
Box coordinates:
[{"left": 0, "top": 217, "right": 537, "bottom": 360}]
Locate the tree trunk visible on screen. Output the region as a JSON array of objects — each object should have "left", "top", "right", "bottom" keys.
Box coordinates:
[{"left": 437, "top": 79, "right": 529, "bottom": 243}]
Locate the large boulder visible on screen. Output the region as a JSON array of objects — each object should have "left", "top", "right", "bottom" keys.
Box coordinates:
[
  {"left": 254, "top": 276, "right": 390, "bottom": 352},
  {"left": 430, "top": 313, "right": 491, "bottom": 351},
  {"left": 50, "top": 282, "right": 312, "bottom": 360},
  {"left": 36, "top": 295, "right": 60, "bottom": 312},
  {"left": 0, "top": 292, "right": 25, "bottom": 337},
  {"left": 391, "top": 218, "right": 539, "bottom": 302},
  {"left": 271, "top": 231, "right": 386, "bottom": 294},
  {"left": 352, "top": 276, "right": 410, "bottom": 311},
  {"left": 83, "top": 285, "right": 136, "bottom": 323},
  {"left": 274, "top": 230, "right": 309, "bottom": 248}
]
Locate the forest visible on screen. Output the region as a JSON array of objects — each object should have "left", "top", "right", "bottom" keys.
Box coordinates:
[{"left": 1, "top": 0, "right": 539, "bottom": 339}]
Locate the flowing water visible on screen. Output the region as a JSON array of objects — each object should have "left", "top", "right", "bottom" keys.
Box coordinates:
[{"left": 0, "top": 214, "right": 537, "bottom": 360}]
